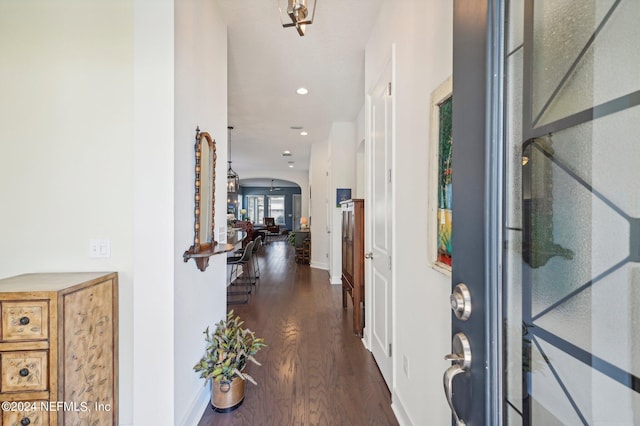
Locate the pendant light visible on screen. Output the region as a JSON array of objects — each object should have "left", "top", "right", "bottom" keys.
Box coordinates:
[
  {"left": 227, "top": 126, "right": 239, "bottom": 194},
  {"left": 278, "top": 0, "right": 316, "bottom": 36}
]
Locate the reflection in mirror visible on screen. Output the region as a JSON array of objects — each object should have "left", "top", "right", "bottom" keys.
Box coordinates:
[{"left": 184, "top": 127, "right": 217, "bottom": 271}]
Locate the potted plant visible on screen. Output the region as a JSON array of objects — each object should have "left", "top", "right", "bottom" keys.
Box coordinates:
[
  {"left": 287, "top": 230, "right": 296, "bottom": 246},
  {"left": 193, "top": 310, "right": 266, "bottom": 412}
]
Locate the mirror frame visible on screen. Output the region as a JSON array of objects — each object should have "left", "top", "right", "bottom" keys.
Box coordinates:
[{"left": 183, "top": 127, "right": 217, "bottom": 271}]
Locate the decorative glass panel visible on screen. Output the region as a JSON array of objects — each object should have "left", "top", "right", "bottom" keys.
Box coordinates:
[
  {"left": 437, "top": 96, "right": 453, "bottom": 266},
  {"left": 504, "top": 0, "right": 640, "bottom": 424},
  {"left": 532, "top": 0, "right": 639, "bottom": 128}
]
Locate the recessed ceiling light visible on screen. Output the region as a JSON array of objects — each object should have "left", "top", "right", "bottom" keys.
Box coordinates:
[
  {"left": 288, "top": 164, "right": 295, "bottom": 168},
  {"left": 290, "top": 125, "right": 303, "bottom": 130},
  {"left": 296, "top": 87, "right": 309, "bottom": 95},
  {"left": 282, "top": 150, "right": 292, "bottom": 157},
  {"left": 300, "top": 131, "right": 308, "bottom": 136}
]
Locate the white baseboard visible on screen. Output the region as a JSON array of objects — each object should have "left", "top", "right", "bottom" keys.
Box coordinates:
[
  {"left": 310, "top": 261, "right": 328, "bottom": 270},
  {"left": 177, "top": 385, "right": 210, "bottom": 426},
  {"left": 361, "top": 328, "right": 370, "bottom": 351},
  {"left": 391, "top": 391, "right": 412, "bottom": 426},
  {"left": 330, "top": 274, "right": 342, "bottom": 285}
]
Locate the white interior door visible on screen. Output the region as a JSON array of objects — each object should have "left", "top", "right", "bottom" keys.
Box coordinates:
[{"left": 367, "top": 56, "right": 393, "bottom": 388}]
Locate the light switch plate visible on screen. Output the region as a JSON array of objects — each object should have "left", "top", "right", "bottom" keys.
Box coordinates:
[{"left": 89, "top": 239, "right": 111, "bottom": 258}]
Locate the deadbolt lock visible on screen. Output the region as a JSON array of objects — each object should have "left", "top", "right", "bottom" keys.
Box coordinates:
[{"left": 450, "top": 283, "right": 472, "bottom": 321}]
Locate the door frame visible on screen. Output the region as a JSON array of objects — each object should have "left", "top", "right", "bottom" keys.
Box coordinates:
[{"left": 451, "top": 0, "right": 505, "bottom": 424}]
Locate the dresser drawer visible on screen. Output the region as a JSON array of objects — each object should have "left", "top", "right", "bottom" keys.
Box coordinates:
[
  {"left": 1, "top": 400, "right": 50, "bottom": 426},
  {"left": 0, "top": 351, "right": 48, "bottom": 392},
  {"left": 1, "top": 301, "right": 48, "bottom": 341}
]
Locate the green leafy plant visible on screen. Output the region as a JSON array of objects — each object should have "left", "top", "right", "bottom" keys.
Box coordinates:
[
  {"left": 193, "top": 310, "right": 266, "bottom": 385},
  {"left": 287, "top": 231, "right": 296, "bottom": 246}
]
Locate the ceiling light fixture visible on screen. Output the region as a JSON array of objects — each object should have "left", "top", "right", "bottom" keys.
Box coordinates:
[
  {"left": 227, "top": 126, "right": 239, "bottom": 194},
  {"left": 288, "top": 161, "right": 295, "bottom": 168},
  {"left": 282, "top": 150, "right": 292, "bottom": 157},
  {"left": 300, "top": 131, "right": 308, "bottom": 136},
  {"left": 296, "top": 87, "right": 309, "bottom": 95},
  {"left": 278, "top": 0, "right": 316, "bottom": 36}
]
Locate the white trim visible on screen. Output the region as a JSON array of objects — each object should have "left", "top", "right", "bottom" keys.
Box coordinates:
[
  {"left": 389, "top": 42, "right": 397, "bottom": 393},
  {"left": 360, "top": 334, "right": 370, "bottom": 351},
  {"left": 391, "top": 391, "right": 412, "bottom": 426},
  {"left": 177, "top": 385, "right": 210, "bottom": 426},
  {"left": 310, "top": 261, "right": 328, "bottom": 270},
  {"left": 330, "top": 274, "right": 342, "bottom": 285}
]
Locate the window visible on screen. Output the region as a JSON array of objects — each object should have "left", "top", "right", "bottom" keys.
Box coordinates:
[
  {"left": 246, "top": 195, "right": 264, "bottom": 224},
  {"left": 268, "top": 195, "right": 286, "bottom": 225}
]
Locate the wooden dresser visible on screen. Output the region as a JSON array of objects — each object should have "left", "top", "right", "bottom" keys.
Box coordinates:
[
  {"left": 341, "top": 199, "right": 364, "bottom": 336},
  {"left": 0, "top": 272, "right": 118, "bottom": 426}
]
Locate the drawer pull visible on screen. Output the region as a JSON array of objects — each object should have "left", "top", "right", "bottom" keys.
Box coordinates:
[
  {"left": 19, "top": 316, "right": 30, "bottom": 325},
  {"left": 21, "top": 418, "right": 31, "bottom": 426},
  {"left": 19, "top": 368, "right": 29, "bottom": 377}
]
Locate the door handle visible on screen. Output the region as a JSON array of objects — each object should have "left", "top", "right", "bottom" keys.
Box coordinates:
[
  {"left": 364, "top": 252, "right": 373, "bottom": 259},
  {"left": 444, "top": 365, "right": 466, "bottom": 426},
  {"left": 443, "top": 332, "right": 471, "bottom": 426}
]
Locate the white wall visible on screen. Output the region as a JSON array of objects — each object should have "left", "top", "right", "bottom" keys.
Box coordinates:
[
  {"left": 355, "top": 107, "right": 366, "bottom": 199},
  {"left": 173, "top": 0, "right": 228, "bottom": 424},
  {"left": 132, "top": 0, "right": 176, "bottom": 424},
  {"left": 309, "top": 140, "right": 330, "bottom": 270},
  {"left": 0, "top": 2, "right": 135, "bottom": 423},
  {"left": 365, "top": 1, "right": 453, "bottom": 425},
  {"left": 328, "top": 122, "right": 357, "bottom": 284}
]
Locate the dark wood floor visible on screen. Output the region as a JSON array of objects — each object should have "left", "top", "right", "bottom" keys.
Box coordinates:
[{"left": 198, "top": 240, "right": 399, "bottom": 426}]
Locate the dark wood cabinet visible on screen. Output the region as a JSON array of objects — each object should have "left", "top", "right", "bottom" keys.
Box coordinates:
[{"left": 341, "top": 199, "right": 364, "bottom": 336}]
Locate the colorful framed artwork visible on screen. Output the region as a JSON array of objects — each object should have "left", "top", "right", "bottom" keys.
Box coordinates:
[{"left": 429, "top": 76, "right": 453, "bottom": 274}]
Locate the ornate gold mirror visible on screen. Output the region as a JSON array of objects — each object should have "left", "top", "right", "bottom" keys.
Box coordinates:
[{"left": 183, "top": 127, "right": 217, "bottom": 271}]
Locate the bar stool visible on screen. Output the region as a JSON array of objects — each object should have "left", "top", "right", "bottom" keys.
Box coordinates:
[
  {"left": 227, "top": 240, "right": 255, "bottom": 304},
  {"left": 251, "top": 235, "right": 262, "bottom": 278},
  {"left": 234, "top": 235, "right": 262, "bottom": 280}
]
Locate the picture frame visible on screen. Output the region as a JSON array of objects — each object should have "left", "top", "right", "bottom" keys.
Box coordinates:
[
  {"left": 428, "top": 76, "right": 453, "bottom": 274},
  {"left": 336, "top": 188, "right": 352, "bottom": 207}
]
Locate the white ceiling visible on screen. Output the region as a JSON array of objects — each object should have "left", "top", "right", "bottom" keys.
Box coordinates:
[{"left": 216, "top": 0, "right": 383, "bottom": 183}]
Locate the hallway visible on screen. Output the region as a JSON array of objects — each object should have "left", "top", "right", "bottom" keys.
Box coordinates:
[{"left": 198, "top": 241, "right": 398, "bottom": 425}]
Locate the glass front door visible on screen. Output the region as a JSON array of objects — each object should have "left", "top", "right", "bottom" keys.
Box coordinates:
[
  {"left": 449, "top": 0, "right": 639, "bottom": 424},
  {"left": 504, "top": 0, "right": 640, "bottom": 424}
]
